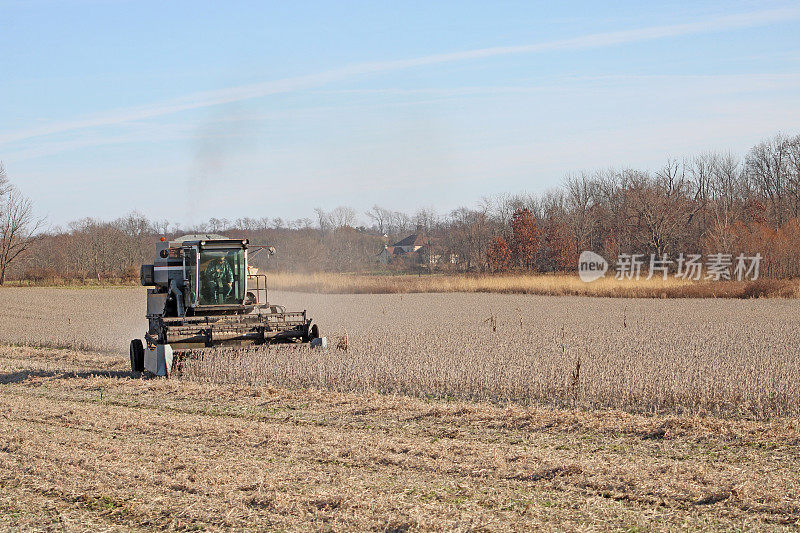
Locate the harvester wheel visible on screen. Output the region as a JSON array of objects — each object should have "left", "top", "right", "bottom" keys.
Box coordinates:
[
  {"left": 303, "top": 324, "right": 319, "bottom": 342},
  {"left": 129, "top": 339, "right": 145, "bottom": 372}
]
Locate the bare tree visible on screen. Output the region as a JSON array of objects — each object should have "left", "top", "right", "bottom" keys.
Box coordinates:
[
  {"left": 208, "top": 217, "right": 223, "bottom": 233},
  {"left": 387, "top": 211, "right": 411, "bottom": 235},
  {"left": 786, "top": 134, "right": 800, "bottom": 218},
  {"left": 256, "top": 217, "right": 271, "bottom": 232},
  {"left": 445, "top": 207, "right": 493, "bottom": 271},
  {"left": 67, "top": 218, "right": 120, "bottom": 281},
  {"left": 483, "top": 193, "right": 533, "bottom": 238},
  {"left": 366, "top": 205, "right": 391, "bottom": 235},
  {"left": 328, "top": 206, "right": 357, "bottom": 229},
  {"left": 622, "top": 165, "right": 700, "bottom": 257},
  {"left": 564, "top": 173, "right": 596, "bottom": 253},
  {"left": 0, "top": 187, "right": 44, "bottom": 284},
  {"left": 746, "top": 135, "right": 791, "bottom": 228},
  {"left": 116, "top": 211, "right": 153, "bottom": 269},
  {"left": 413, "top": 207, "right": 438, "bottom": 233},
  {"left": 314, "top": 207, "right": 330, "bottom": 235},
  {"left": 0, "top": 162, "right": 9, "bottom": 196},
  {"left": 235, "top": 217, "right": 255, "bottom": 232},
  {"left": 702, "top": 153, "right": 745, "bottom": 252}
]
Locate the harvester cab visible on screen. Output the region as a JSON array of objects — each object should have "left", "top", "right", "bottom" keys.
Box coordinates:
[{"left": 131, "top": 235, "right": 321, "bottom": 375}]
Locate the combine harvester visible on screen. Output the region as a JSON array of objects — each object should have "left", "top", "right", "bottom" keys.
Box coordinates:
[{"left": 131, "top": 234, "right": 323, "bottom": 376}]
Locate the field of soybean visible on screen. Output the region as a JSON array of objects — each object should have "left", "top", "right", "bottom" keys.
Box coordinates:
[{"left": 1, "top": 287, "right": 798, "bottom": 418}]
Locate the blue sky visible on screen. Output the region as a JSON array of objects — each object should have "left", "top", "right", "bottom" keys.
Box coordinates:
[{"left": 1, "top": 1, "right": 799, "bottom": 227}]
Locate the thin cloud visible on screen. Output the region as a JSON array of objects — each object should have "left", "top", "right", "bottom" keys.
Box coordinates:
[
  {"left": 319, "top": 72, "right": 800, "bottom": 96},
  {"left": 1, "top": 6, "right": 797, "bottom": 145},
  {"left": 8, "top": 72, "right": 800, "bottom": 161}
]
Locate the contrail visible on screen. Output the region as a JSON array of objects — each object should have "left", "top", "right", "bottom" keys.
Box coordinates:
[{"left": 1, "top": 7, "right": 797, "bottom": 145}]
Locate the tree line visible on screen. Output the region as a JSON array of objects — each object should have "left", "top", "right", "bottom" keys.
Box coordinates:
[{"left": 2, "top": 131, "right": 800, "bottom": 283}]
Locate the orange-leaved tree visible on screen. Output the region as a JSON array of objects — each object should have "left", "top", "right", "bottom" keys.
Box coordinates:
[
  {"left": 510, "top": 208, "right": 541, "bottom": 270},
  {"left": 486, "top": 236, "right": 512, "bottom": 272},
  {"left": 543, "top": 219, "right": 580, "bottom": 271}
]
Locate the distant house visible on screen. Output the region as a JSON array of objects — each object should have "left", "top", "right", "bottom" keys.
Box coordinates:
[{"left": 376, "top": 234, "right": 428, "bottom": 264}]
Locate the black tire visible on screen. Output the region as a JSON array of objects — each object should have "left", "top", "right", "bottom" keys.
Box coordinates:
[
  {"left": 303, "top": 323, "right": 319, "bottom": 343},
  {"left": 129, "top": 339, "right": 144, "bottom": 372}
]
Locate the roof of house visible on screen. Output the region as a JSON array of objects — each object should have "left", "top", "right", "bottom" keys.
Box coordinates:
[
  {"left": 377, "top": 245, "right": 425, "bottom": 257},
  {"left": 392, "top": 234, "right": 426, "bottom": 247},
  {"left": 381, "top": 246, "right": 406, "bottom": 255}
]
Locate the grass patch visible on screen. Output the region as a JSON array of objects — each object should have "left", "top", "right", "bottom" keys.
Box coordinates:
[{"left": 266, "top": 272, "right": 800, "bottom": 298}]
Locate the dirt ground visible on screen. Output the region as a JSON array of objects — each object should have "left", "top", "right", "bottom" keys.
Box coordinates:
[{"left": 1, "top": 345, "right": 799, "bottom": 532}]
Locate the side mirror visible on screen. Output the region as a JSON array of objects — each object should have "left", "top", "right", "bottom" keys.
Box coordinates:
[{"left": 268, "top": 246, "right": 276, "bottom": 256}]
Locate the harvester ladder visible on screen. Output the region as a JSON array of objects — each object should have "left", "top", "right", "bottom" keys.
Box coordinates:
[{"left": 248, "top": 274, "right": 269, "bottom": 306}]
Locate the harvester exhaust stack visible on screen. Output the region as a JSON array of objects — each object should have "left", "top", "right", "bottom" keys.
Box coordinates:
[{"left": 130, "top": 234, "right": 321, "bottom": 375}]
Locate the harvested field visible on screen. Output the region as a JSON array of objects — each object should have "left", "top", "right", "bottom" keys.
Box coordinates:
[
  {"left": 0, "top": 287, "right": 146, "bottom": 354},
  {"left": 1, "top": 287, "right": 799, "bottom": 529},
  {"left": 1, "top": 345, "right": 799, "bottom": 531}
]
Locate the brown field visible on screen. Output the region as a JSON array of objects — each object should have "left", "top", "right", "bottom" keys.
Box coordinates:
[
  {"left": 267, "top": 272, "right": 800, "bottom": 299},
  {"left": 1, "top": 287, "right": 799, "bottom": 530}
]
